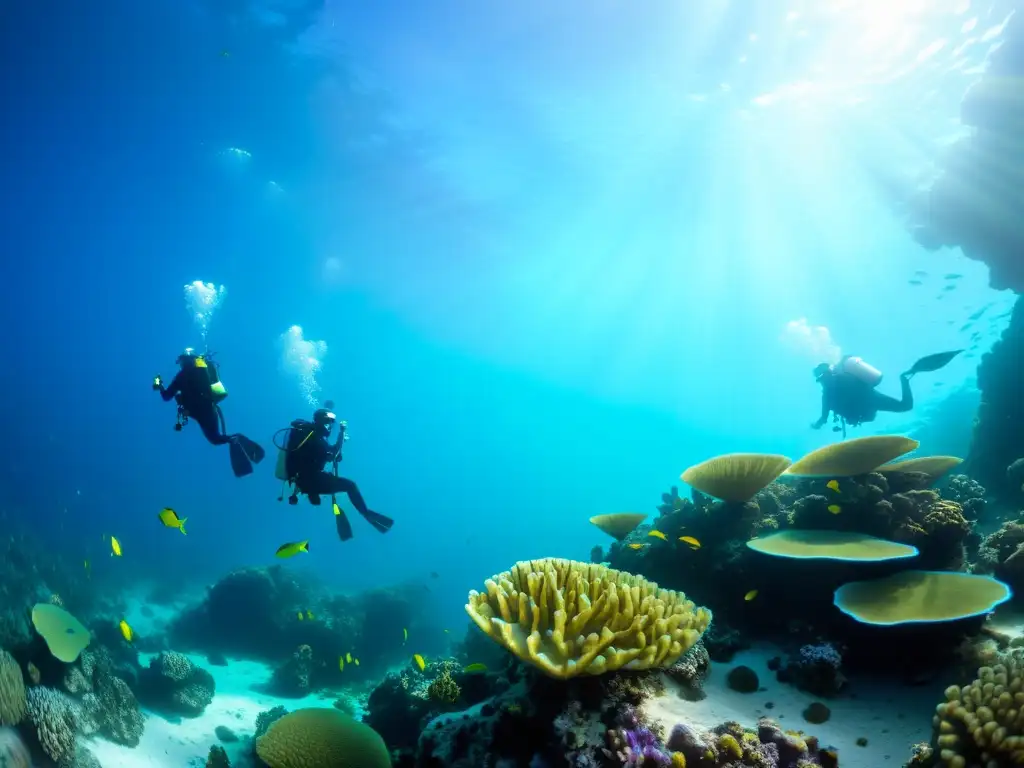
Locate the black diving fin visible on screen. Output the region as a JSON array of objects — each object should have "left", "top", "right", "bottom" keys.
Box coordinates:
[
  {"left": 333, "top": 501, "right": 354, "bottom": 542},
  {"left": 361, "top": 509, "right": 394, "bottom": 534},
  {"left": 905, "top": 350, "right": 964, "bottom": 377},
  {"left": 234, "top": 435, "right": 266, "bottom": 464},
  {"left": 229, "top": 438, "right": 255, "bottom": 478}
]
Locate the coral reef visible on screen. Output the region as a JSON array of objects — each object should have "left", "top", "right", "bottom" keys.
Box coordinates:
[
  {"left": 206, "top": 744, "right": 231, "bottom": 767},
  {"left": 56, "top": 647, "right": 145, "bottom": 747},
  {"left": 0, "top": 650, "right": 26, "bottom": 726},
  {"left": 918, "top": 652, "right": 1024, "bottom": 766},
  {"left": 776, "top": 644, "right": 846, "bottom": 698},
  {"left": 466, "top": 558, "right": 711, "bottom": 678},
  {"left": 977, "top": 521, "right": 1024, "bottom": 596},
  {"left": 268, "top": 644, "right": 313, "bottom": 697},
  {"left": 136, "top": 651, "right": 215, "bottom": 717},
  {"left": 167, "top": 566, "right": 422, "bottom": 688},
  {"left": 23, "top": 686, "right": 80, "bottom": 764},
  {"left": 255, "top": 708, "right": 390, "bottom": 768}
]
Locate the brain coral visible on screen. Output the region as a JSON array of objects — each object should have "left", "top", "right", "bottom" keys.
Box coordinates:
[
  {"left": 0, "top": 650, "right": 26, "bottom": 725},
  {"left": 465, "top": 558, "right": 712, "bottom": 679},
  {"left": 255, "top": 708, "right": 390, "bottom": 768}
]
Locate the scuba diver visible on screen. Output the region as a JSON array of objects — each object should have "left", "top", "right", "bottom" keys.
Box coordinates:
[
  {"left": 154, "top": 349, "right": 266, "bottom": 477},
  {"left": 274, "top": 400, "right": 394, "bottom": 542},
  {"left": 811, "top": 350, "right": 963, "bottom": 436}
]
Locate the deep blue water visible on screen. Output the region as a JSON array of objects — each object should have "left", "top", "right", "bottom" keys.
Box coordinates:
[{"left": 0, "top": 0, "right": 1017, "bottom": 633}]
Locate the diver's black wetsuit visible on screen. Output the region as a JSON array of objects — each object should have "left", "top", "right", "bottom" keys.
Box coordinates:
[
  {"left": 285, "top": 414, "right": 392, "bottom": 536},
  {"left": 290, "top": 423, "right": 370, "bottom": 510},
  {"left": 160, "top": 366, "right": 231, "bottom": 445},
  {"left": 812, "top": 372, "right": 913, "bottom": 429}
]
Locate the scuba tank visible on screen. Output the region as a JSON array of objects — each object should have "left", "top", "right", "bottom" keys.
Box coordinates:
[
  {"left": 193, "top": 355, "right": 228, "bottom": 403},
  {"left": 839, "top": 356, "right": 883, "bottom": 388},
  {"left": 275, "top": 420, "right": 316, "bottom": 482}
]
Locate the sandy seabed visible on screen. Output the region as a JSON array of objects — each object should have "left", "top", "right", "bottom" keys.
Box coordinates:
[
  {"left": 647, "top": 645, "right": 944, "bottom": 768},
  {"left": 80, "top": 643, "right": 943, "bottom": 766}
]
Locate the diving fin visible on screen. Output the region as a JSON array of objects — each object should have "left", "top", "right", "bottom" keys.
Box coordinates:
[
  {"left": 229, "top": 439, "right": 255, "bottom": 478},
  {"left": 235, "top": 435, "right": 266, "bottom": 464},
  {"left": 334, "top": 505, "right": 354, "bottom": 541},
  {"left": 905, "top": 350, "right": 964, "bottom": 376},
  {"left": 361, "top": 509, "right": 394, "bottom": 534}
]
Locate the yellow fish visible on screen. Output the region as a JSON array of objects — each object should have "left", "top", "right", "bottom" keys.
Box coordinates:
[
  {"left": 627, "top": 543, "right": 647, "bottom": 551},
  {"left": 338, "top": 656, "right": 345, "bottom": 671},
  {"left": 443, "top": 629, "right": 450, "bottom": 633},
  {"left": 413, "top": 653, "right": 426, "bottom": 672},
  {"left": 679, "top": 536, "right": 701, "bottom": 549},
  {"left": 275, "top": 541, "right": 309, "bottom": 558},
  {"left": 464, "top": 663, "right": 488, "bottom": 673},
  {"left": 826, "top": 480, "right": 840, "bottom": 493},
  {"left": 157, "top": 508, "right": 187, "bottom": 534},
  {"left": 403, "top": 627, "right": 408, "bottom": 643},
  {"left": 333, "top": 502, "right": 342, "bottom": 516},
  {"left": 827, "top": 505, "right": 842, "bottom": 515},
  {"left": 110, "top": 536, "right": 122, "bottom": 557},
  {"left": 648, "top": 530, "right": 668, "bottom": 541},
  {"left": 345, "top": 652, "right": 353, "bottom": 664},
  {"left": 353, "top": 658, "right": 360, "bottom": 666},
  {"left": 119, "top": 619, "right": 134, "bottom": 642},
  {"left": 744, "top": 590, "right": 758, "bottom": 602},
  {"left": 297, "top": 612, "right": 304, "bottom": 621},
  {"left": 306, "top": 610, "right": 314, "bottom": 620},
  {"left": 83, "top": 560, "right": 89, "bottom": 570}
]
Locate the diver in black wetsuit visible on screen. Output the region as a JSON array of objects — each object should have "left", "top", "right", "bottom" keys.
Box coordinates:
[
  {"left": 154, "top": 350, "right": 265, "bottom": 477},
  {"left": 810, "top": 350, "right": 963, "bottom": 436},
  {"left": 277, "top": 401, "right": 393, "bottom": 541}
]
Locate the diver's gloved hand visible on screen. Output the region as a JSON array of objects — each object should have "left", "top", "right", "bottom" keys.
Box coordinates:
[{"left": 152, "top": 375, "right": 163, "bottom": 391}]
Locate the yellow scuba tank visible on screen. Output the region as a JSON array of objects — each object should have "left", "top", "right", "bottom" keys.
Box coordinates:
[{"left": 195, "top": 356, "right": 228, "bottom": 403}]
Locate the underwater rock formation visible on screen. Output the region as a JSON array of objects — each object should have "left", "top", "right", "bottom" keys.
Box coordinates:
[
  {"left": 967, "top": 296, "right": 1024, "bottom": 501},
  {"left": 267, "top": 644, "right": 314, "bottom": 697},
  {"left": 136, "top": 651, "right": 215, "bottom": 717},
  {"left": 906, "top": 10, "right": 1024, "bottom": 291},
  {"left": 23, "top": 686, "right": 80, "bottom": 764},
  {"left": 167, "top": 566, "right": 418, "bottom": 688},
  {"left": 61, "top": 647, "right": 144, "bottom": 747}
]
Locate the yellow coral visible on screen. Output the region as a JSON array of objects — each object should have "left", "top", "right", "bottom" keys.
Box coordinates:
[
  {"left": 426, "top": 670, "right": 460, "bottom": 704},
  {"left": 465, "top": 558, "right": 712, "bottom": 679},
  {"left": 718, "top": 733, "right": 743, "bottom": 758},
  {"left": 255, "top": 708, "right": 390, "bottom": 768},
  {"left": 670, "top": 751, "right": 687, "bottom": 767},
  {"left": 932, "top": 657, "right": 1024, "bottom": 767}
]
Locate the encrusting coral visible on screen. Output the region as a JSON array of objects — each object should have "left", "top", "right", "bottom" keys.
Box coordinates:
[{"left": 465, "top": 558, "right": 712, "bottom": 679}]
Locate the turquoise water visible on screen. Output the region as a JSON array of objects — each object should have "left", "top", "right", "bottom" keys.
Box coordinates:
[{"left": 0, "top": 0, "right": 1017, "bottom": 670}]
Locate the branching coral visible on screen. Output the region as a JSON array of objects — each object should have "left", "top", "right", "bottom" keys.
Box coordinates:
[
  {"left": 466, "top": 558, "right": 711, "bottom": 679},
  {"left": 427, "top": 670, "right": 461, "bottom": 705}
]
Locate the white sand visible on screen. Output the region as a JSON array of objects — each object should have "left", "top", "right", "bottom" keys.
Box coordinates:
[
  {"left": 645, "top": 645, "right": 943, "bottom": 767},
  {"left": 81, "top": 644, "right": 944, "bottom": 766},
  {"left": 86, "top": 654, "right": 333, "bottom": 767}
]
